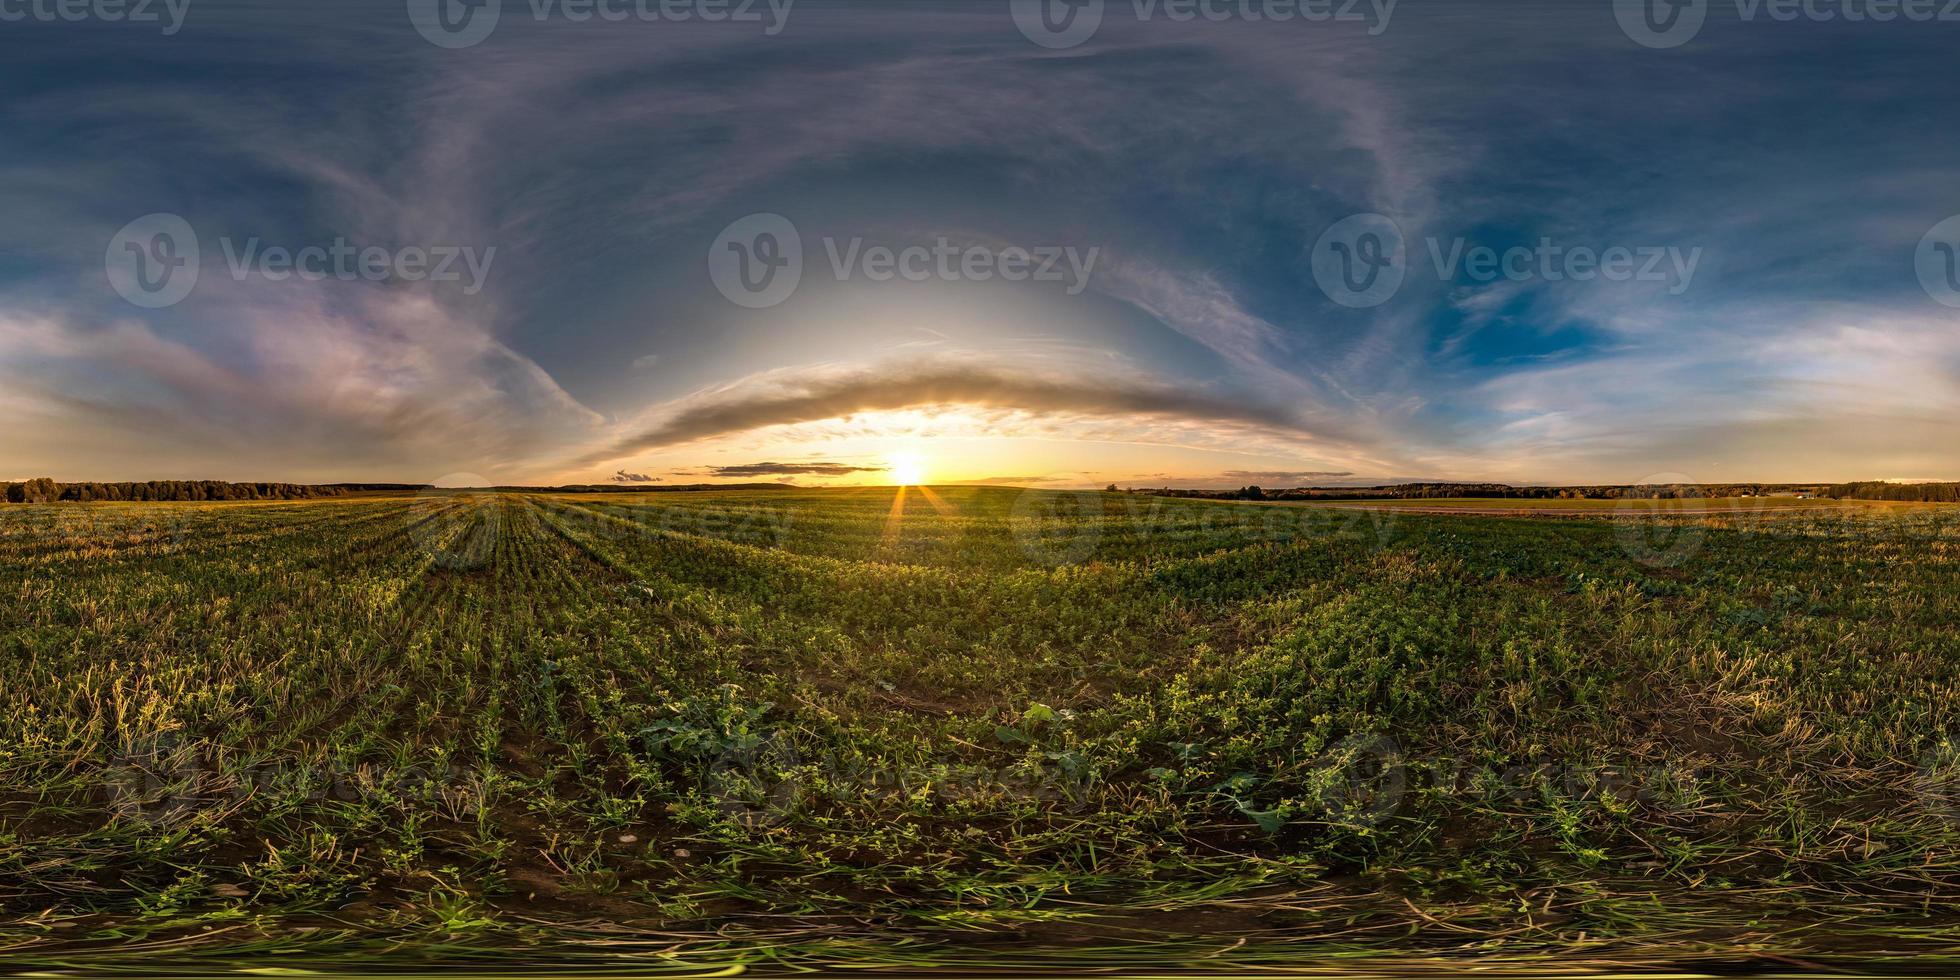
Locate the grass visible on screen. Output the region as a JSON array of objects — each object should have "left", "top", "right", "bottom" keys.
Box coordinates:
[
  {"left": 3, "top": 486, "right": 1960, "bottom": 972},
  {"left": 1294, "top": 495, "right": 1900, "bottom": 511}
]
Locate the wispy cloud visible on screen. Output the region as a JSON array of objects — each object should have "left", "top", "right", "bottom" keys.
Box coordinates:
[
  {"left": 577, "top": 357, "right": 1316, "bottom": 466},
  {"left": 3, "top": 4, "right": 1957, "bottom": 483},
  {"left": 1221, "top": 470, "right": 1354, "bottom": 483},
  {"left": 960, "top": 475, "right": 1065, "bottom": 486},
  {"left": 0, "top": 294, "right": 603, "bottom": 483},
  {"left": 707, "top": 461, "right": 882, "bottom": 477}
]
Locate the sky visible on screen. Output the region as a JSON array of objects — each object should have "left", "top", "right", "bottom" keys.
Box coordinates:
[{"left": 2, "top": 0, "right": 1957, "bottom": 489}]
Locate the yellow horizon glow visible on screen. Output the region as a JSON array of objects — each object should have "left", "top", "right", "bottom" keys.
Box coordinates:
[{"left": 567, "top": 409, "right": 1366, "bottom": 489}]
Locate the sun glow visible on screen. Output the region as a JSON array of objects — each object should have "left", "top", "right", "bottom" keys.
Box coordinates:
[{"left": 888, "top": 453, "right": 928, "bottom": 486}]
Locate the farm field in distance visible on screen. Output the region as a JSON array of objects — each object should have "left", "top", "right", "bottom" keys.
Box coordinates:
[{"left": 4, "top": 486, "right": 1960, "bottom": 972}]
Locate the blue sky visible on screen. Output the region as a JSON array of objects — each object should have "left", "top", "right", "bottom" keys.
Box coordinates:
[{"left": 2, "top": 0, "right": 1957, "bottom": 486}]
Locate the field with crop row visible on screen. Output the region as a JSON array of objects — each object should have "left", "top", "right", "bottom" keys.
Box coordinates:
[{"left": 3, "top": 487, "right": 1960, "bottom": 970}]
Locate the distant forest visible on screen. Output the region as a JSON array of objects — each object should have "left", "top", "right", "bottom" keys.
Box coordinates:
[
  {"left": 1132, "top": 481, "right": 1960, "bottom": 503},
  {"left": 7, "top": 477, "right": 1955, "bottom": 504},
  {"left": 1822, "top": 481, "right": 1960, "bottom": 502},
  {"left": 0, "top": 479, "right": 798, "bottom": 503},
  {"left": 1133, "top": 482, "right": 1831, "bottom": 502},
  {"left": 2, "top": 479, "right": 349, "bottom": 503}
]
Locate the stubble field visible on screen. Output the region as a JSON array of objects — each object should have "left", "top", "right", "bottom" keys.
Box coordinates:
[{"left": 3, "top": 487, "right": 1960, "bottom": 972}]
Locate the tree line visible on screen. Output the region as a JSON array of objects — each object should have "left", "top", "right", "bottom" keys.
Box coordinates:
[
  {"left": 2, "top": 479, "right": 350, "bottom": 503},
  {"left": 0, "top": 480, "right": 801, "bottom": 503},
  {"left": 1822, "top": 481, "right": 1960, "bottom": 502},
  {"left": 1126, "top": 482, "right": 1829, "bottom": 501}
]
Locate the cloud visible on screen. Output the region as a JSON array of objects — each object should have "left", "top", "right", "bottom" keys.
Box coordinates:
[
  {"left": 960, "top": 475, "right": 1064, "bottom": 486},
  {"left": 1221, "top": 470, "right": 1354, "bottom": 483},
  {"left": 707, "top": 461, "right": 882, "bottom": 477},
  {"left": 578, "top": 358, "right": 1314, "bottom": 466},
  {"left": 6, "top": 6, "right": 1960, "bottom": 486},
  {"left": 612, "top": 470, "right": 660, "bottom": 483},
  {"left": 0, "top": 297, "right": 603, "bottom": 484}
]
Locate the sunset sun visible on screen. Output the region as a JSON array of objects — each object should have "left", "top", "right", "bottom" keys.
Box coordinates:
[{"left": 888, "top": 453, "right": 928, "bottom": 486}]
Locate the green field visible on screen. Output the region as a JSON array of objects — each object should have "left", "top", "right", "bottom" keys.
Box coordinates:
[
  {"left": 4, "top": 487, "right": 1960, "bottom": 972},
  {"left": 1299, "top": 496, "right": 1900, "bottom": 512}
]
